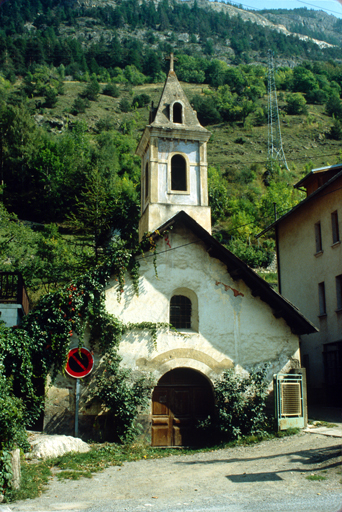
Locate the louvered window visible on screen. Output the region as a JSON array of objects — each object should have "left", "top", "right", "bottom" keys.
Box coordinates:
[{"left": 281, "top": 382, "right": 302, "bottom": 416}]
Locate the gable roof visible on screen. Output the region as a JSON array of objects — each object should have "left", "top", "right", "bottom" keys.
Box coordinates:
[
  {"left": 294, "top": 163, "right": 342, "bottom": 190},
  {"left": 149, "top": 211, "right": 317, "bottom": 336}
]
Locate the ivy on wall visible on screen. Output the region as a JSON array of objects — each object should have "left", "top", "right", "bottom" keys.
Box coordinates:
[{"left": 0, "top": 233, "right": 168, "bottom": 496}]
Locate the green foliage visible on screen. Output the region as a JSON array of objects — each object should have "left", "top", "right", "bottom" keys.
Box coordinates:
[
  {"left": 80, "top": 74, "right": 101, "bottom": 101},
  {"left": 328, "top": 118, "right": 342, "bottom": 140},
  {"left": 208, "top": 167, "right": 230, "bottom": 223},
  {"left": 119, "top": 97, "right": 131, "bottom": 113},
  {"left": 102, "top": 83, "right": 120, "bottom": 98},
  {"left": 132, "top": 93, "right": 151, "bottom": 109},
  {"left": 326, "top": 94, "right": 342, "bottom": 119},
  {"left": 286, "top": 92, "right": 307, "bottom": 115},
  {"left": 227, "top": 238, "right": 275, "bottom": 269},
  {"left": 71, "top": 96, "right": 90, "bottom": 114},
  {"left": 0, "top": 450, "right": 12, "bottom": 497},
  {"left": 89, "top": 348, "right": 153, "bottom": 442},
  {"left": 203, "top": 365, "right": 270, "bottom": 441}
]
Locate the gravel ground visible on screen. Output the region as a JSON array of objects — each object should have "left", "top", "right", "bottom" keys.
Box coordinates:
[{"left": 6, "top": 429, "right": 342, "bottom": 512}]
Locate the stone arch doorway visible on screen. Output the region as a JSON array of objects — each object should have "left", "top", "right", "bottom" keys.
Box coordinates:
[{"left": 151, "top": 367, "right": 214, "bottom": 447}]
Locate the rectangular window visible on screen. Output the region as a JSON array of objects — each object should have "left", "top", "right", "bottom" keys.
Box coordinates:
[
  {"left": 331, "top": 211, "right": 340, "bottom": 244},
  {"left": 315, "top": 222, "right": 322, "bottom": 253},
  {"left": 336, "top": 275, "right": 342, "bottom": 311},
  {"left": 318, "top": 281, "right": 326, "bottom": 316}
]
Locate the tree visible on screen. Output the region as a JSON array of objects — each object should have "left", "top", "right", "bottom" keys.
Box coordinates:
[
  {"left": 286, "top": 92, "right": 307, "bottom": 115},
  {"left": 67, "top": 169, "right": 116, "bottom": 267},
  {"left": 80, "top": 73, "right": 100, "bottom": 101}
]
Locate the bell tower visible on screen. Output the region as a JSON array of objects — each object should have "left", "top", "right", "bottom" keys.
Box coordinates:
[{"left": 136, "top": 54, "right": 211, "bottom": 241}]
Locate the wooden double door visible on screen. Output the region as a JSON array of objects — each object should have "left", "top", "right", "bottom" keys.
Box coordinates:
[{"left": 151, "top": 368, "right": 214, "bottom": 447}]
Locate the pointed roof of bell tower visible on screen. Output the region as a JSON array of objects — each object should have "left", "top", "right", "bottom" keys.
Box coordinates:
[
  {"left": 136, "top": 54, "right": 210, "bottom": 156},
  {"left": 150, "top": 54, "right": 208, "bottom": 133}
]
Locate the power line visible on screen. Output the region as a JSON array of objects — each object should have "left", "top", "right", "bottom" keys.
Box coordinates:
[
  {"left": 296, "top": 0, "right": 342, "bottom": 17},
  {"left": 136, "top": 183, "right": 342, "bottom": 261},
  {"left": 209, "top": 148, "right": 342, "bottom": 169}
]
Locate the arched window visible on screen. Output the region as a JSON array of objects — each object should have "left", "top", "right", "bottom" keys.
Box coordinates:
[
  {"left": 173, "top": 102, "right": 183, "bottom": 124},
  {"left": 171, "top": 154, "right": 186, "bottom": 191},
  {"left": 145, "top": 162, "right": 149, "bottom": 199},
  {"left": 170, "top": 295, "right": 192, "bottom": 329}
]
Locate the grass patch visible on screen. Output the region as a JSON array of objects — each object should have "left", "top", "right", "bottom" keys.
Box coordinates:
[
  {"left": 306, "top": 474, "right": 327, "bottom": 481},
  {"left": 6, "top": 460, "right": 52, "bottom": 503},
  {"left": 274, "top": 428, "right": 300, "bottom": 437},
  {"left": 56, "top": 470, "right": 92, "bottom": 480},
  {"left": 313, "top": 421, "right": 338, "bottom": 428}
]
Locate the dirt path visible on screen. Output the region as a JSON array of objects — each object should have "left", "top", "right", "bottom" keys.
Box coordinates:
[
  {"left": 8, "top": 430, "right": 342, "bottom": 512},
  {"left": 6, "top": 431, "right": 342, "bottom": 512}
]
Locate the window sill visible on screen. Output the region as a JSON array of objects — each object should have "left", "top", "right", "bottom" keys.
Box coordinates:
[
  {"left": 318, "top": 313, "right": 327, "bottom": 318},
  {"left": 171, "top": 328, "right": 198, "bottom": 335},
  {"left": 335, "top": 308, "right": 342, "bottom": 314},
  {"left": 168, "top": 190, "right": 190, "bottom": 195},
  {"left": 314, "top": 250, "right": 323, "bottom": 258},
  {"left": 331, "top": 241, "right": 341, "bottom": 248}
]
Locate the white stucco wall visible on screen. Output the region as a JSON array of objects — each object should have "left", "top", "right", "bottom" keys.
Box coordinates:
[
  {"left": 277, "top": 178, "right": 342, "bottom": 397},
  {"left": 106, "top": 224, "right": 301, "bottom": 384}
]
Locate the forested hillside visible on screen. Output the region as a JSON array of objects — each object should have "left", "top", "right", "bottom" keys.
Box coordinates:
[{"left": 1, "top": 0, "right": 342, "bottom": 301}]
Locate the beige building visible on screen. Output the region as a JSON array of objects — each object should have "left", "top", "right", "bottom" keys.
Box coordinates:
[
  {"left": 271, "top": 164, "right": 342, "bottom": 405},
  {"left": 44, "top": 63, "right": 316, "bottom": 444}
]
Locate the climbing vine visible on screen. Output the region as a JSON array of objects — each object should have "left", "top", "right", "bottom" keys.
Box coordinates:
[{"left": 0, "top": 229, "right": 172, "bottom": 494}]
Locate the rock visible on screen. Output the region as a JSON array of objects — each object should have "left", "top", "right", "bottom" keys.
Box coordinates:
[{"left": 26, "top": 434, "right": 90, "bottom": 460}]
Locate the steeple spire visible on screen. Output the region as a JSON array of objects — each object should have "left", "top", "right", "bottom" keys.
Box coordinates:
[{"left": 165, "top": 52, "right": 178, "bottom": 73}]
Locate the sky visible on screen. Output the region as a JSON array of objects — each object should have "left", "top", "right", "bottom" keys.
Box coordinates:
[{"left": 226, "top": 0, "right": 342, "bottom": 18}]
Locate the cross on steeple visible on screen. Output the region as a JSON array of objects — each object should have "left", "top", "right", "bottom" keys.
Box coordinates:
[{"left": 165, "top": 52, "right": 178, "bottom": 72}]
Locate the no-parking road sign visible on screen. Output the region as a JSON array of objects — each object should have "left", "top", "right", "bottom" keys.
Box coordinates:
[{"left": 66, "top": 347, "right": 94, "bottom": 378}]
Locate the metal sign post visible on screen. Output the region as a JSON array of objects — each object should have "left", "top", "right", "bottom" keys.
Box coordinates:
[
  {"left": 75, "top": 378, "right": 80, "bottom": 438},
  {"left": 65, "top": 348, "right": 94, "bottom": 438}
]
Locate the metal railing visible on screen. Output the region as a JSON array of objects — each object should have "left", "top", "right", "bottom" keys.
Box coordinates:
[{"left": 0, "top": 272, "right": 30, "bottom": 316}]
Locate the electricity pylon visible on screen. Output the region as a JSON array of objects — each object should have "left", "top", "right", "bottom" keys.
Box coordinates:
[{"left": 267, "top": 50, "right": 289, "bottom": 172}]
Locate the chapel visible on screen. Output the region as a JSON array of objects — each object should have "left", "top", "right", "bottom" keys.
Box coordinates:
[
  {"left": 104, "top": 57, "right": 316, "bottom": 446},
  {"left": 44, "top": 57, "right": 316, "bottom": 445}
]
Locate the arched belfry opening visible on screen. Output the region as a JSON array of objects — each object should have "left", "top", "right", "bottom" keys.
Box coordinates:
[
  {"left": 151, "top": 368, "right": 214, "bottom": 447},
  {"left": 173, "top": 102, "right": 183, "bottom": 123},
  {"left": 171, "top": 154, "right": 187, "bottom": 191}
]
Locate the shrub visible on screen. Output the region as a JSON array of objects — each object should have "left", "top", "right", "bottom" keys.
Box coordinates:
[
  {"left": 328, "top": 118, "right": 342, "bottom": 140},
  {"left": 71, "top": 96, "right": 90, "bottom": 115},
  {"left": 89, "top": 348, "right": 153, "bottom": 442},
  {"left": 43, "top": 87, "right": 58, "bottom": 108},
  {"left": 102, "top": 83, "right": 120, "bottom": 98},
  {"left": 285, "top": 93, "right": 307, "bottom": 115},
  {"left": 131, "top": 93, "right": 151, "bottom": 109},
  {"left": 119, "top": 97, "right": 131, "bottom": 113},
  {"left": 201, "top": 365, "right": 270, "bottom": 441},
  {"left": 325, "top": 94, "right": 342, "bottom": 119}
]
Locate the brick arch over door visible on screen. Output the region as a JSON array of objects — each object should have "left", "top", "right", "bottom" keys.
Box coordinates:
[{"left": 151, "top": 367, "right": 214, "bottom": 447}]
